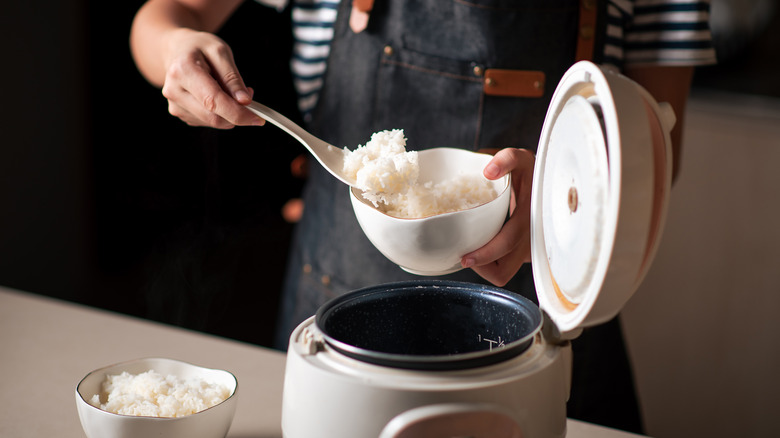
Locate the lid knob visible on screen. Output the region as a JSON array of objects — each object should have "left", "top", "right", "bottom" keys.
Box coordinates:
[{"left": 568, "top": 187, "right": 578, "bottom": 213}]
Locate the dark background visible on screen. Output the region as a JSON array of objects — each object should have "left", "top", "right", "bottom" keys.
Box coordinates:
[
  {"left": 1, "top": 0, "right": 778, "bottom": 348},
  {"left": 1, "top": 0, "right": 303, "bottom": 348}
]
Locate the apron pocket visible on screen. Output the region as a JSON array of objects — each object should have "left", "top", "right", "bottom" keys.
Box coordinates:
[{"left": 374, "top": 45, "right": 485, "bottom": 150}]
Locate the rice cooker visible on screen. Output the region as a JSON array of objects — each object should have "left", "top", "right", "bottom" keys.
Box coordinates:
[{"left": 280, "top": 60, "right": 675, "bottom": 438}]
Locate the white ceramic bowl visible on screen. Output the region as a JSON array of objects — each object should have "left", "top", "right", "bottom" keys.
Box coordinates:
[
  {"left": 75, "top": 358, "right": 238, "bottom": 438},
  {"left": 350, "top": 148, "right": 511, "bottom": 275}
]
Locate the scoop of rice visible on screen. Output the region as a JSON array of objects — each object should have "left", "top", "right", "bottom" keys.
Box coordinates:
[
  {"left": 343, "top": 129, "right": 419, "bottom": 198},
  {"left": 344, "top": 129, "right": 499, "bottom": 218},
  {"left": 88, "top": 370, "right": 230, "bottom": 418}
]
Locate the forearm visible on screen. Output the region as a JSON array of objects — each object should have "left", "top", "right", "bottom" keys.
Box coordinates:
[
  {"left": 130, "top": 0, "right": 243, "bottom": 87},
  {"left": 624, "top": 65, "right": 695, "bottom": 183}
]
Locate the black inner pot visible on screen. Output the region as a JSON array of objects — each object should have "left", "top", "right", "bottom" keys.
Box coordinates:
[{"left": 315, "top": 280, "right": 542, "bottom": 371}]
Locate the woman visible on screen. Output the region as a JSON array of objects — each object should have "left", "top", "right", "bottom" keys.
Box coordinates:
[{"left": 130, "top": 0, "right": 715, "bottom": 432}]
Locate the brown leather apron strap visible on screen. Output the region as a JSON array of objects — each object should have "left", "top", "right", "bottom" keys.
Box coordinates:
[
  {"left": 482, "top": 0, "right": 598, "bottom": 98},
  {"left": 575, "top": 0, "right": 598, "bottom": 61},
  {"left": 350, "top": 0, "right": 374, "bottom": 33},
  {"left": 353, "top": 0, "right": 374, "bottom": 12}
]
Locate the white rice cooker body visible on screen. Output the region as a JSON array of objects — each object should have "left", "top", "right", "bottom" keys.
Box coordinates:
[
  {"left": 280, "top": 61, "right": 674, "bottom": 438},
  {"left": 283, "top": 317, "right": 571, "bottom": 438}
]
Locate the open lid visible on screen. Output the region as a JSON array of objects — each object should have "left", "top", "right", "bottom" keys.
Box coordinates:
[{"left": 531, "top": 61, "right": 675, "bottom": 335}]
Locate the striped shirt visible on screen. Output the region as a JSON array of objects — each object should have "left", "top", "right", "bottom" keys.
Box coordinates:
[
  {"left": 270, "top": 0, "right": 717, "bottom": 119},
  {"left": 289, "top": 0, "right": 340, "bottom": 119}
]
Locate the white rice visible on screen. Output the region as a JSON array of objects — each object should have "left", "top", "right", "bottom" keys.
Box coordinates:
[
  {"left": 383, "top": 175, "right": 498, "bottom": 218},
  {"left": 343, "top": 129, "right": 498, "bottom": 218},
  {"left": 342, "top": 129, "right": 419, "bottom": 197},
  {"left": 88, "top": 370, "right": 231, "bottom": 418}
]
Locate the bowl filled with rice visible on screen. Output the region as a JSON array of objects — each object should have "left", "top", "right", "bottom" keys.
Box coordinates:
[
  {"left": 75, "top": 357, "right": 237, "bottom": 438},
  {"left": 345, "top": 130, "right": 511, "bottom": 275}
]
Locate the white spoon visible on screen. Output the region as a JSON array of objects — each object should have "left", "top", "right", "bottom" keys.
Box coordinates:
[{"left": 246, "top": 101, "right": 357, "bottom": 186}]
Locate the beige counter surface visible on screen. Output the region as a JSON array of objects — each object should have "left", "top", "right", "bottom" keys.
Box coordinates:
[{"left": 0, "top": 286, "right": 646, "bottom": 437}]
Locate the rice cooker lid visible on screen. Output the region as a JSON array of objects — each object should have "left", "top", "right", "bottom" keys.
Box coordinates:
[{"left": 531, "top": 61, "right": 675, "bottom": 334}]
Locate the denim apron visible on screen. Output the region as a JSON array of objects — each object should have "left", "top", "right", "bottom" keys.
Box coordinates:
[{"left": 277, "top": 0, "right": 642, "bottom": 432}]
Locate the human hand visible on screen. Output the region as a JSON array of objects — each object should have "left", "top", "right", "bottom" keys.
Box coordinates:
[
  {"left": 460, "top": 148, "right": 535, "bottom": 286},
  {"left": 160, "top": 28, "right": 265, "bottom": 129}
]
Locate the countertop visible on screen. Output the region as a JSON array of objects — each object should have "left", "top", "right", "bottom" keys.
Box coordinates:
[{"left": 0, "top": 286, "right": 647, "bottom": 437}]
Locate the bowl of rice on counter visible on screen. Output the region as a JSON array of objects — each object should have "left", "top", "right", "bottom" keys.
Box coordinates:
[
  {"left": 346, "top": 131, "right": 511, "bottom": 276},
  {"left": 75, "top": 357, "right": 238, "bottom": 438}
]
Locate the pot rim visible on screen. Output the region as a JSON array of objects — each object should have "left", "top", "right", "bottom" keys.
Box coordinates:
[{"left": 314, "top": 280, "right": 543, "bottom": 371}]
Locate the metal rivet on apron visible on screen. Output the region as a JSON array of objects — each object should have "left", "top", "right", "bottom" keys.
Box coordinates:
[
  {"left": 580, "top": 25, "right": 594, "bottom": 40},
  {"left": 473, "top": 65, "right": 484, "bottom": 76},
  {"left": 383, "top": 45, "right": 394, "bottom": 56},
  {"left": 484, "top": 77, "right": 495, "bottom": 87},
  {"left": 321, "top": 275, "right": 331, "bottom": 286},
  {"left": 303, "top": 264, "right": 312, "bottom": 274},
  {"left": 534, "top": 80, "right": 543, "bottom": 89}
]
